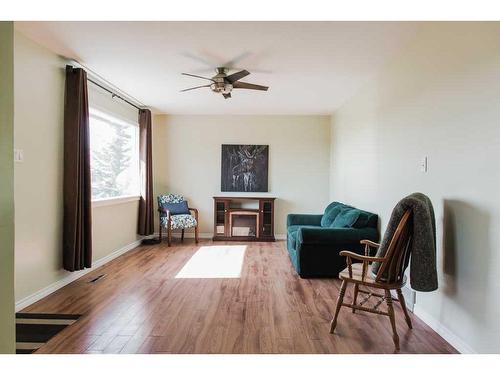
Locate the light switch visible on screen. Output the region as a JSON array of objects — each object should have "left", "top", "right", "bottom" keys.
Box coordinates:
[
  {"left": 14, "top": 149, "right": 24, "bottom": 162},
  {"left": 420, "top": 156, "right": 428, "bottom": 173}
]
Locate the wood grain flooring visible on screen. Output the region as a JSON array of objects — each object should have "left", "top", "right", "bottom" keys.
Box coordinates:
[{"left": 23, "top": 240, "right": 458, "bottom": 354}]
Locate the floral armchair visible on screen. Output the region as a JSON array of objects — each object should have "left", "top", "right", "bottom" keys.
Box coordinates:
[{"left": 157, "top": 193, "right": 199, "bottom": 246}]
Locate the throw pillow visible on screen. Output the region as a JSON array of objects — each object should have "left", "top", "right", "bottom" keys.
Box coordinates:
[
  {"left": 163, "top": 201, "right": 190, "bottom": 215},
  {"left": 331, "top": 209, "right": 360, "bottom": 228}
]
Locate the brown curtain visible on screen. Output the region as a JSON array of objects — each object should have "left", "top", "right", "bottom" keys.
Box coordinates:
[
  {"left": 138, "top": 109, "right": 154, "bottom": 235},
  {"left": 63, "top": 66, "right": 92, "bottom": 271}
]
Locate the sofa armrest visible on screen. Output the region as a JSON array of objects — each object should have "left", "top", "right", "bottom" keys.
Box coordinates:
[
  {"left": 297, "top": 227, "right": 378, "bottom": 246},
  {"left": 287, "top": 214, "right": 323, "bottom": 227}
]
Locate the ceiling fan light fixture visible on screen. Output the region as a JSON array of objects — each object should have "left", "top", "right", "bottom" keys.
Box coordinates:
[
  {"left": 181, "top": 67, "right": 268, "bottom": 98},
  {"left": 210, "top": 82, "right": 233, "bottom": 94},
  {"left": 222, "top": 83, "right": 233, "bottom": 94}
]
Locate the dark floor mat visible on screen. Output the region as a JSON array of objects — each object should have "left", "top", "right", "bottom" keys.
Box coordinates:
[{"left": 15, "top": 312, "right": 82, "bottom": 354}]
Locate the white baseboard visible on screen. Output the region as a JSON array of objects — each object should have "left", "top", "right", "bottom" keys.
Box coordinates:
[
  {"left": 154, "top": 232, "right": 287, "bottom": 240},
  {"left": 153, "top": 232, "right": 213, "bottom": 239},
  {"left": 15, "top": 238, "right": 144, "bottom": 312},
  {"left": 413, "top": 304, "right": 475, "bottom": 354}
]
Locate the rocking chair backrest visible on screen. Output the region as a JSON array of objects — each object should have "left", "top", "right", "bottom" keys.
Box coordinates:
[
  {"left": 375, "top": 210, "right": 413, "bottom": 285},
  {"left": 158, "top": 193, "right": 186, "bottom": 205}
]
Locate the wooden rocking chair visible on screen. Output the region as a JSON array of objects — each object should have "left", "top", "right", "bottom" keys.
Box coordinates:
[{"left": 329, "top": 210, "right": 413, "bottom": 351}]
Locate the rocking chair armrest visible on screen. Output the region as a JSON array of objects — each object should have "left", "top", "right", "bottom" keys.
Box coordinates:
[
  {"left": 339, "top": 251, "right": 385, "bottom": 263},
  {"left": 360, "top": 239, "right": 380, "bottom": 248},
  {"left": 340, "top": 251, "right": 384, "bottom": 281}
]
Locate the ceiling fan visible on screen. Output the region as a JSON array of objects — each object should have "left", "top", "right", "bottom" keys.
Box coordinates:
[{"left": 181, "top": 67, "right": 269, "bottom": 99}]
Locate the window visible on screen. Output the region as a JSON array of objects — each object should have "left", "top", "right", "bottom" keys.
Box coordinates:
[{"left": 89, "top": 108, "right": 139, "bottom": 200}]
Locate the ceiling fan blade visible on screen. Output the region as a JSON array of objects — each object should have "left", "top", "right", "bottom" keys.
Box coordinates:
[
  {"left": 181, "top": 52, "right": 217, "bottom": 68},
  {"left": 180, "top": 84, "right": 211, "bottom": 92},
  {"left": 224, "top": 52, "right": 251, "bottom": 68},
  {"left": 181, "top": 73, "right": 215, "bottom": 82},
  {"left": 232, "top": 81, "right": 269, "bottom": 91},
  {"left": 222, "top": 93, "right": 232, "bottom": 99},
  {"left": 225, "top": 70, "right": 250, "bottom": 83}
]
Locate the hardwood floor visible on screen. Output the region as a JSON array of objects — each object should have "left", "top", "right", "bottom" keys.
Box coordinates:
[{"left": 23, "top": 240, "right": 457, "bottom": 354}]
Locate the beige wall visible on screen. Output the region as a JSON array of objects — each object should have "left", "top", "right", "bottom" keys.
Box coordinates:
[
  {"left": 14, "top": 31, "right": 140, "bottom": 303},
  {"left": 153, "top": 115, "right": 331, "bottom": 235},
  {"left": 0, "top": 21, "right": 15, "bottom": 354},
  {"left": 92, "top": 201, "right": 140, "bottom": 260},
  {"left": 14, "top": 30, "right": 67, "bottom": 301},
  {"left": 329, "top": 22, "right": 500, "bottom": 353}
]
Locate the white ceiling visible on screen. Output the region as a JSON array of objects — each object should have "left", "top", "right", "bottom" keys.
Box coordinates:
[{"left": 15, "top": 22, "right": 418, "bottom": 115}]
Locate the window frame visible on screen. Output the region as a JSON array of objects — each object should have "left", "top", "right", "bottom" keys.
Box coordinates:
[
  {"left": 92, "top": 195, "right": 140, "bottom": 208},
  {"left": 88, "top": 107, "right": 141, "bottom": 206}
]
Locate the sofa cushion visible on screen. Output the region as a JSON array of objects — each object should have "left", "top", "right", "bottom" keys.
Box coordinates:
[
  {"left": 331, "top": 208, "right": 360, "bottom": 228},
  {"left": 320, "top": 202, "right": 350, "bottom": 227},
  {"left": 352, "top": 211, "right": 370, "bottom": 228},
  {"left": 353, "top": 209, "right": 378, "bottom": 228}
]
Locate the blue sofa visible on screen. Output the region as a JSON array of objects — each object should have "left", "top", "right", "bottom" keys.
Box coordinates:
[{"left": 287, "top": 202, "right": 379, "bottom": 278}]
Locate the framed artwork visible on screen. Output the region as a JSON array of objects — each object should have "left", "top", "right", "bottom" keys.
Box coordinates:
[{"left": 221, "top": 144, "right": 269, "bottom": 192}]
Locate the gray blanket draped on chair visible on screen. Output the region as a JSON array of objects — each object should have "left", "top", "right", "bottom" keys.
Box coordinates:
[{"left": 372, "top": 193, "right": 438, "bottom": 292}]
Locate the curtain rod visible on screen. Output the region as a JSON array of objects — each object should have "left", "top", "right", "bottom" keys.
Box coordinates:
[
  {"left": 87, "top": 77, "right": 142, "bottom": 111},
  {"left": 67, "top": 60, "right": 146, "bottom": 112}
]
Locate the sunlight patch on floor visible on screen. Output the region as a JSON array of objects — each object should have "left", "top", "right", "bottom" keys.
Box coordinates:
[{"left": 175, "top": 245, "right": 247, "bottom": 279}]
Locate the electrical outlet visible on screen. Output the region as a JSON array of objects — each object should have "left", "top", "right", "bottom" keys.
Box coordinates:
[{"left": 14, "top": 149, "right": 24, "bottom": 162}]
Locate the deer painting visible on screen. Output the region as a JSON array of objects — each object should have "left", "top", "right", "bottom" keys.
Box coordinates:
[{"left": 221, "top": 145, "right": 269, "bottom": 192}]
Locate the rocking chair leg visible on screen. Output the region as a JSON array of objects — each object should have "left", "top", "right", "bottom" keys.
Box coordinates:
[
  {"left": 181, "top": 229, "right": 184, "bottom": 242},
  {"left": 195, "top": 226, "right": 199, "bottom": 244},
  {"left": 330, "top": 280, "right": 348, "bottom": 334},
  {"left": 397, "top": 288, "right": 413, "bottom": 329},
  {"left": 385, "top": 289, "right": 400, "bottom": 351},
  {"left": 159, "top": 221, "right": 162, "bottom": 242},
  {"left": 167, "top": 226, "right": 172, "bottom": 247},
  {"left": 352, "top": 284, "right": 359, "bottom": 313}
]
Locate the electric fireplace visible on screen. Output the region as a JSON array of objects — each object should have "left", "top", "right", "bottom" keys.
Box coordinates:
[
  {"left": 230, "top": 211, "right": 259, "bottom": 237},
  {"left": 213, "top": 197, "right": 275, "bottom": 241}
]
